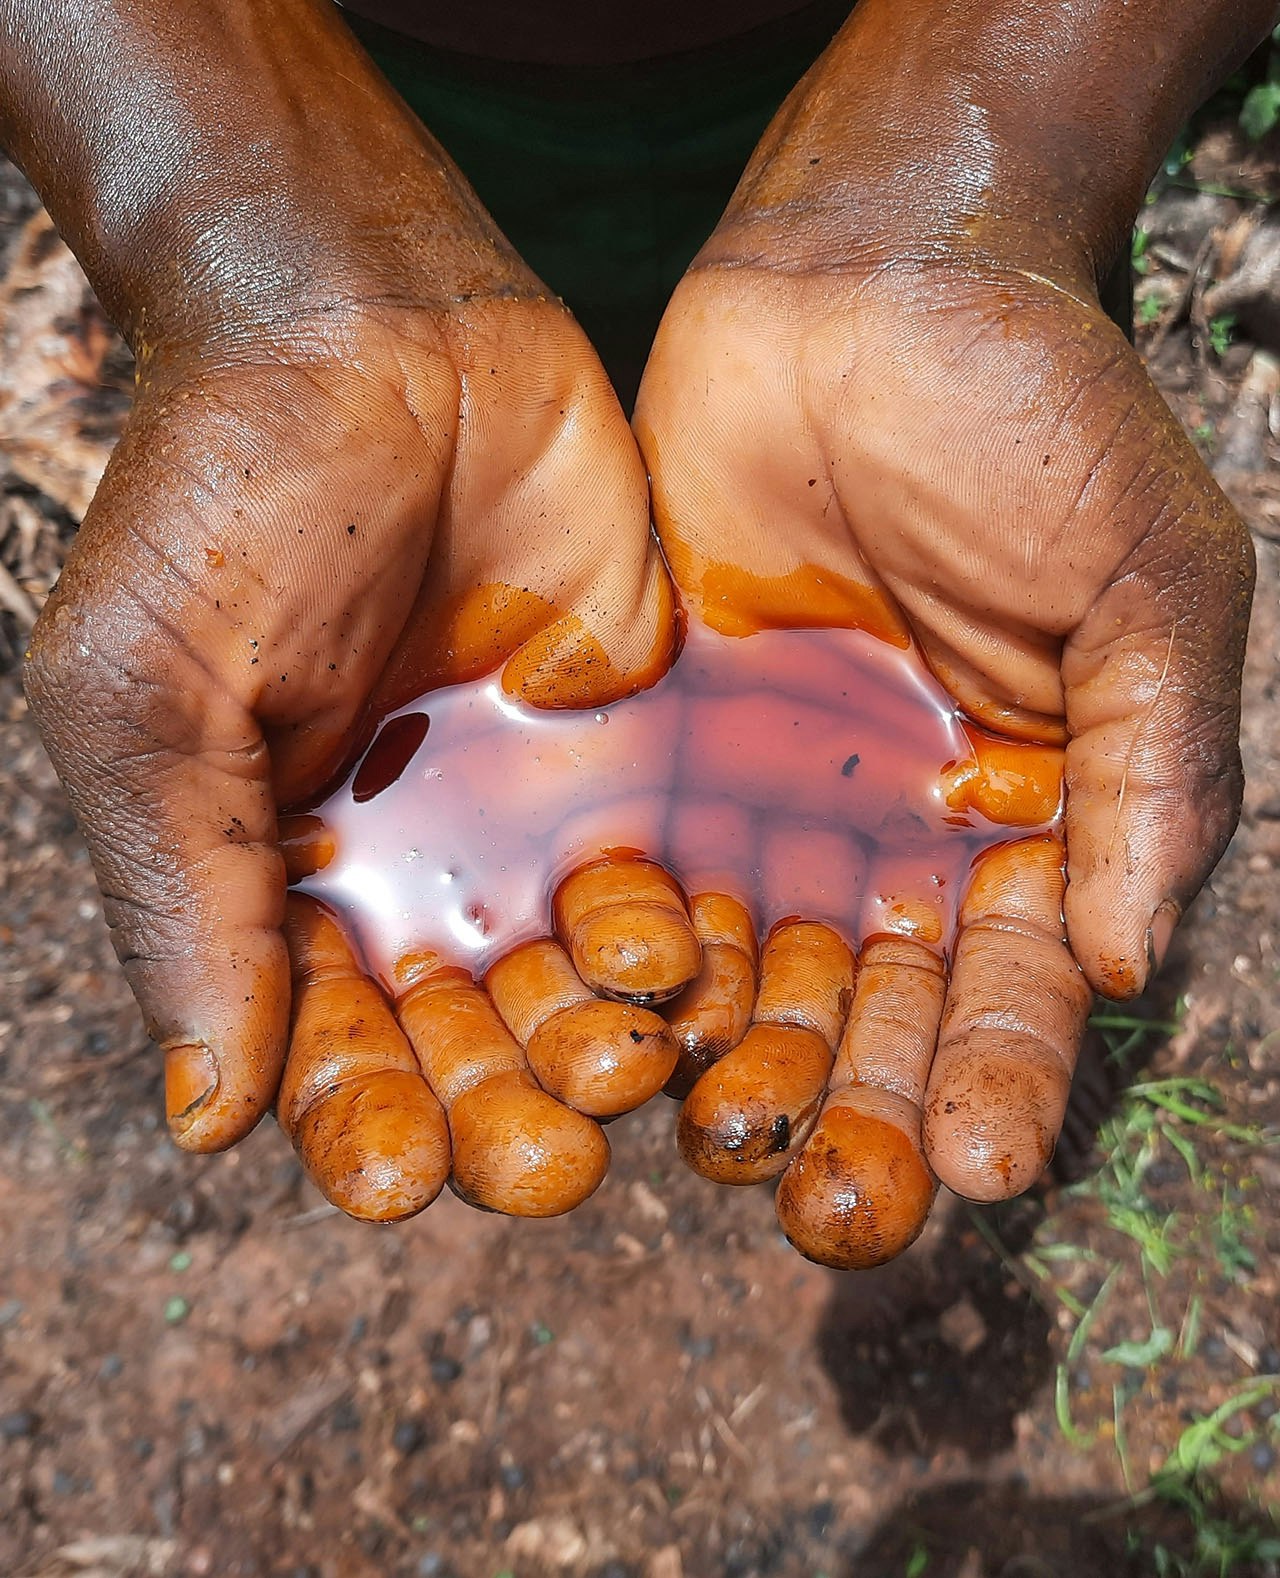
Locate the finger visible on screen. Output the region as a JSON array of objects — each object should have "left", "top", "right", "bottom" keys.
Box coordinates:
[
  {"left": 278, "top": 897, "right": 450, "bottom": 1222},
  {"left": 923, "top": 833, "right": 1092, "bottom": 1202},
  {"left": 775, "top": 934, "right": 943, "bottom": 1269},
  {"left": 752, "top": 920, "right": 856, "bottom": 1047},
  {"left": 24, "top": 611, "right": 289, "bottom": 1154},
  {"left": 485, "top": 938, "right": 678, "bottom": 1117},
  {"left": 553, "top": 856, "right": 701, "bottom": 1003},
  {"left": 663, "top": 893, "right": 759, "bottom": 1098},
  {"left": 394, "top": 959, "right": 609, "bottom": 1217},
  {"left": 678, "top": 921, "right": 853, "bottom": 1184},
  {"left": 940, "top": 732, "right": 1064, "bottom": 828},
  {"left": 1061, "top": 457, "right": 1252, "bottom": 999}
]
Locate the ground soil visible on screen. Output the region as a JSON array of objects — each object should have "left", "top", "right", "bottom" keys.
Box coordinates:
[{"left": 1, "top": 114, "right": 1278, "bottom": 1578}]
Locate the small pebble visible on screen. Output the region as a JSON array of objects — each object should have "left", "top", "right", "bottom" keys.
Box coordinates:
[
  {"left": 393, "top": 1418, "right": 427, "bottom": 1456},
  {"left": 51, "top": 1469, "right": 75, "bottom": 1497},
  {"left": 430, "top": 1356, "right": 462, "bottom": 1384},
  {"left": 331, "top": 1399, "right": 360, "bottom": 1433},
  {"left": 807, "top": 1499, "right": 835, "bottom": 1538},
  {"left": 99, "top": 1354, "right": 124, "bottom": 1381},
  {"left": 499, "top": 1462, "right": 526, "bottom": 1490},
  {"left": 0, "top": 1410, "right": 37, "bottom": 1440},
  {"left": 163, "top": 1193, "right": 200, "bottom": 1236},
  {"left": 0, "top": 1299, "right": 24, "bottom": 1328},
  {"left": 1251, "top": 1441, "right": 1276, "bottom": 1473},
  {"left": 678, "top": 1328, "right": 716, "bottom": 1361},
  {"left": 133, "top": 1438, "right": 155, "bottom": 1460},
  {"left": 667, "top": 1205, "right": 701, "bottom": 1238}
]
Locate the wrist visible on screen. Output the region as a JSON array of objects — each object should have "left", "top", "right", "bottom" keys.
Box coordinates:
[
  {"left": 1, "top": 0, "right": 536, "bottom": 357},
  {"left": 701, "top": 0, "right": 1278, "bottom": 291}
]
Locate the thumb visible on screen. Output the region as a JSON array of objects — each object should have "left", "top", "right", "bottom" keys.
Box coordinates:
[
  {"left": 25, "top": 577, "right": 288, "bottom": 1152},
  {"left": 1061, "top": 479, "right": 1254, "bottom": 1000}
]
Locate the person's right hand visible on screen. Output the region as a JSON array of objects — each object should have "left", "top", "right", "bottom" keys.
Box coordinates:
[
  {"left": 23, "top": 229, "right": 673, "bottom": 1162},
  {"left": 6, "top": 0, "right": 693, "bottom": 1199}
]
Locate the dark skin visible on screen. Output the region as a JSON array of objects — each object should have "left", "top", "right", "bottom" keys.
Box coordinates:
[{"left": 2, "top": 0, "right": 1271, "bottom": 1218}]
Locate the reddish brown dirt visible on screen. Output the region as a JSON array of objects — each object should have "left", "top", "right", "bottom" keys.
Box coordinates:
[{"left": 2, "top": 116, "right": 1279, "bottom": 1578}]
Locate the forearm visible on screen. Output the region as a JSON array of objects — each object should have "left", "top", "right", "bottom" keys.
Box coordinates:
[
  {"left": 0, "top": 0, "right": 526, "bottom": 350},
  {"left": 716, "top": 0, "right": 1280, "bottom": 284}
]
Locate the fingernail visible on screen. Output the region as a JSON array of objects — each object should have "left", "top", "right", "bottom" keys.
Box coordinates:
[
  {"left": 1146, "top": 901, "right": 1181, "bottom": 979},
  {"left": 165, "top": 1043, "right": 219, "bottom": 1136}
]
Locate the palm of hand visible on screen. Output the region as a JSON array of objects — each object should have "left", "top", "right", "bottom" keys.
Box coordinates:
[{"left": 637, "top": 260, "right": 1250, "bottom": 1002}]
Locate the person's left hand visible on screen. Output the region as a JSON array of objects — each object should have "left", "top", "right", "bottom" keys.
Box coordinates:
[{"left": 632, "top": 118, "right": 1252, "bottom": 1261}]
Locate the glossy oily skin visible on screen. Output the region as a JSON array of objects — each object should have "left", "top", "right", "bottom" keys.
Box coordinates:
[
  {"left": 677, "top": 921, "right": 854, "bottom": 1185},
  {"left": 278, "top": 895, "right": 451, "bottom": 1222},
  {"left": 393, "top": 952, "right": 611, "bottom": 1216},
  {"left": 20, "top": 301, "right": 673, "bottom": 1156}
]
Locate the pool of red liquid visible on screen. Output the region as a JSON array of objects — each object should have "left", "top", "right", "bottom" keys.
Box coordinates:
[{"left": 296, "top": 623, "right": 1023, "bottom": 986}]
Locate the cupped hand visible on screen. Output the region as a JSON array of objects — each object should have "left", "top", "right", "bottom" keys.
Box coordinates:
[
  {"left": 634, "top": 218, "right": 1252, "bottom": 1211},
  {"left": 23, "top": 289, "right": 674, "bottom": 1156}
]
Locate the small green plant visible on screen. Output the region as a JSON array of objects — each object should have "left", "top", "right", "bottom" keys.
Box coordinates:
[
  {"left": 1067, "top": 1076, "right": 1266, "bottom": 1281},
  {"left": 1241, "top": 79, "right": 1280, "bottom": 139},
  {"left": 986, "top": 992, "right": 1278, "bottom": 1574},
  {"left": 1136, "top": 292, "right": 1164, "bottom": 326},
  {"left": 1208, "top": 314, "right": 1237, "bottom": 357},
  {"left": 1239, "top": 26, "right": 1280, "bottom": 140},
  {"left": 1018, "top": 1029, "right": 1276, "bottom": 1554},
  {"left": 1137, "top": 1384, "right": 1280, "bottom": 1576}
]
